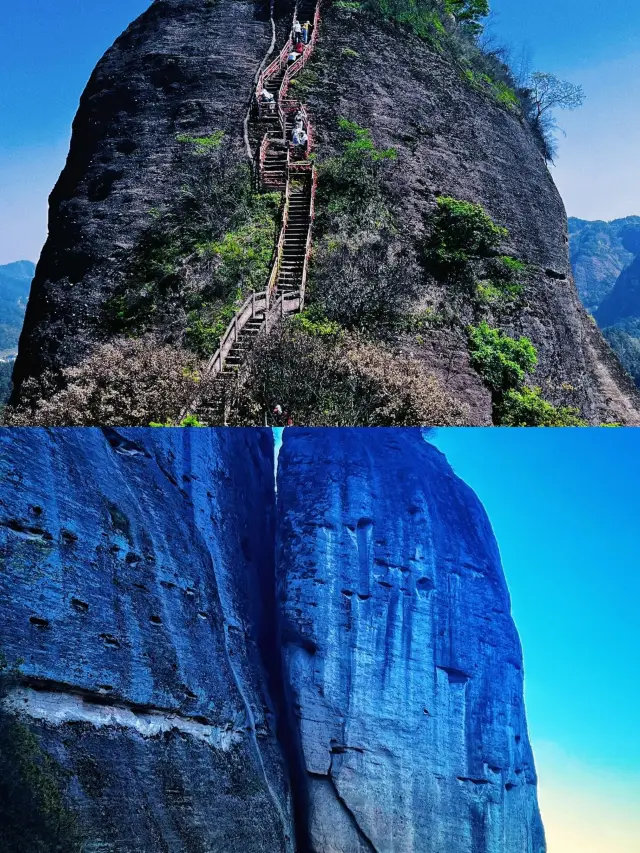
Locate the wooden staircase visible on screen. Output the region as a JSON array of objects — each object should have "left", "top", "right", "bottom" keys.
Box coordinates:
[{"left": 185, "top": 1, "right": 321, "bottom": 424}]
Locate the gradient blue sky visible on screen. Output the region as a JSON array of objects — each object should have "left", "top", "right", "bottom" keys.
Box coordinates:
[
  {"left": 1, "top": 0, "right": 639, "bottom": 264},
  {"left": 432, "top": 427, "right": 640, "bottom": 853}
]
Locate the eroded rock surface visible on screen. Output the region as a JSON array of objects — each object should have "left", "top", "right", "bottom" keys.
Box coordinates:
[
  {"left": 0, "top": 427, "right": 292, "bottom": 853},
  {"left": 276, "top": 429, "right": 545, "bottom": 853},
  {"left": 303, "top": 7, "right": 640, "bottom": 424},
  {"left": 11, "top": 0, "right": 276, "bottom": 401}
]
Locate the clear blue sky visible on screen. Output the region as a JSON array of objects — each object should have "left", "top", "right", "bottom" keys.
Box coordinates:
[
  {"left": 1, "top": 0, "right": 638, "bottom": 264},
  {"left": 490, "top": 0, "right": 640, "bottom": 221},
  {"left": 432, "top": 427, "right": 640, "bottom": 853}
]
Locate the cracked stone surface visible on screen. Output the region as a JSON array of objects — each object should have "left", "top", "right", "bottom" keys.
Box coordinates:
[
  {"left": 0, "top": 427, "right": 292, "bottom": 853},
  {"left": 276, "top": 428, "right": 546, "bottom": 853},
  {"left": 0, "top": 427, "right": 545, "bottom": 852}
]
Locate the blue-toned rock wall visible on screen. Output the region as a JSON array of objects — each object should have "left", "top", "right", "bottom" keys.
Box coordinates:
[
  {"left": 276, "top": 428, "right": 546, "bottom": 853},
  {"left": 0, "top": 426, "right": 544, "bottom": 852},
  {"left": 0, "top": 427, "right": 293, "bottom": 853}
]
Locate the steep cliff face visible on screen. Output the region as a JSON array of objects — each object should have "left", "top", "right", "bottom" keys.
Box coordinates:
[
  {"left": 276, "top": 429, "right": 545, "bottom": 853},
  {"left": 0, "top": 427, "right": 545, "bottom": 850},
  {"left": 0, "top": 427, "right": 293, "bottom": 853},
  {"left": 9, "top": 2, "right": 640, "bottom": 424},
  {"left": 10, "top": 0, "right": 276, "bottom": 402},
  {"left": 300, "top": 6, "right": 640, "bottom": 424}
]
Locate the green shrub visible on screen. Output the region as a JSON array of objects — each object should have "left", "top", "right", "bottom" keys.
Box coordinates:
[
  {"left": 498, "top": 386, "right": 587, "bottom": 426},
  {"left": 292, "top": 307, "right": 343, "bottom": 337},
  {"left": 176, "top": 131, "right": 225, "bottom": 154},
  {"left": 429, "top": 197, "right": 508, "bottom": 268},
  {"left": 468, "top": 321, "right": 537, "bottom": 392}
]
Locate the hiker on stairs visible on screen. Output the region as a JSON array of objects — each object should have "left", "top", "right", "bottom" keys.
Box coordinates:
[
  {"left": 292, "top": 20, "right": 303, "bottom": 41},
  {"left": 292, "top": 126, "right": 308, "bottom": 148},
  {"left": 260, "top": 88, "right": 276, "bottom": 115},
  {"left": 301, "top": 20, "right": 311, "bottom": 43}
]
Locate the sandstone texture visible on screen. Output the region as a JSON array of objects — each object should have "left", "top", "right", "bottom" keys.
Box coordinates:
[
  {"left": 299, "top": 6, "right": 640, "bottom": 424},
  {"left": 0, "top": 427, "right": 292, "bottom": 853},
  {"left": 9, "top": 1, "right": 640, "bottom": 423},
  {"left": 10, "top": 0, "right": 276, "bottom": 402},
  {"left": 277, "top": 429, "right": 545, "bottom": 853},
  {"left": 0, "top": 426, "right": 546, "bottom": 851}
]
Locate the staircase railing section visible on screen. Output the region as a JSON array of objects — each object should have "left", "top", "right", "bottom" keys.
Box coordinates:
[{"left": 267, "top": 178, "right": 292, "bottom": 296}]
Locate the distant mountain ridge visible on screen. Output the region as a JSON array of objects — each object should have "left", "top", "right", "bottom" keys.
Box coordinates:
[
  {"left": 568, "top": 216, "right": 640, "bottom": 312},
  {"left": 0, "top": 261, "right": 35, "bottom": 354},
  {"left": 0, "top": 260, "right": 35, "bottom": 407},
  {"left": 568, "top": 219, "right": 640, "bottom": 388}
]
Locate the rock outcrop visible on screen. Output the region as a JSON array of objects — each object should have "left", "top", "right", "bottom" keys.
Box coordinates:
[
  {"left": 0, "top": 427, "right": 292, "bottom": 853},
  {"left": 277, "top": 429, "right": 545, "bottom": 853},
  {"left": 10, "top": 0, "right": 276, "bottom": 403},
  {"left": 0, "top": 426, "right": 545, "bottom": 851},
  {"left": 301, "top": 6, "right": 640, "bottom": 424},
  {"left": 8, "top": 1, "right": 640, "bottom": 424}
]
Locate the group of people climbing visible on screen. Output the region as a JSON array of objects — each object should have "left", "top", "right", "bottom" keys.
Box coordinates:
[{"left": 258, "top": 18, "right": 312, "bottom": 149}]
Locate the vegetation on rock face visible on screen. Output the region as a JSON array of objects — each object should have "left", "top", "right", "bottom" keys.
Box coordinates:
[
  {"left": 104, "top": 133, "right": 279, "bottom": 357},
  {"left": 231, "top": 323, "right": 468, "bottom": 426},
  {"left": 0, "top": 668, "right": 81, "bottom": 853},
  {"left": 2, "top": 338, "right": 216, "bottom": 427},
  {"left": 468, "top": 321, "right": 537, "bottom": 392},
  {"left": 308, "top": 119, "right": 420, "bottom": 331},
  {"left": 428, "top": 197, "right": 507, "bottom": 269},
  {"left": 353, "top": 0, "right": 583, "bottom": 160},
  {"left": 498, "top": 386, "right": 587, "bottom": 427},
  {"left": 467, "top": 322, "right": 587, "bottom": 425}
]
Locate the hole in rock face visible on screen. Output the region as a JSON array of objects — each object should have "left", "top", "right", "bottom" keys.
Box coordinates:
[
  {"left": 115, "top": 139, "right": 137, "bottom": 155},
  {"left": 61, "top": 529, "right": 79, "bottom": 543},
  {"left": 197, "top": 612, "right": 209, "bottom": 620},
  {"left": 150, "top": 615, "right": 162, "bottom": 625},
  {"left": 87, "top": 169, "right": 124, "bottom": 202},
  {"left": 30, "top": 506, "right": 43, "bottom": 517},
  {"left": 29, "top": 616, "right": 49, "bottom": 628},
  {"left": 71, "top": 598, "right": 89, "bottom": 613},
  {"left": 505, "top": 782, "right": 516, "bottom": 791},
  {"left": 100, "top": 634, "right": 121, "bottom": 649},
  {"left": 416, "top": 577, "right": 435, "bottom": 596}
]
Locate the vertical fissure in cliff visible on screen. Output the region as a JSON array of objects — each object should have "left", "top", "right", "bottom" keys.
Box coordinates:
[{"left": 252, "top": 429, "right": 313, "bottom": 853}]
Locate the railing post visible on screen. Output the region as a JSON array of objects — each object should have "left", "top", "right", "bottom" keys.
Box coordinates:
[
  {"left": 251, "top": 291, "right": 255, "bottom": 318},
  {"left": 234, "top": 316, "right": 238, "bottom": 342},
  {"left": 218, "top": 345, "right": 223, "bottom": 374}
]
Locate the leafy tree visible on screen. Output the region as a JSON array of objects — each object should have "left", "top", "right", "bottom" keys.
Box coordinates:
[
  {"left": 498, "top": 386, "right": 587, "bottom": 426},
  {"left": 445, "top": 0, "right": 490, "bottom": 33},
  {"left": 428, "top": 197, "right": 508, "bottom": 268},
  {"left": 467, "top": 321, "right": 537, "bottom": 392}
]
